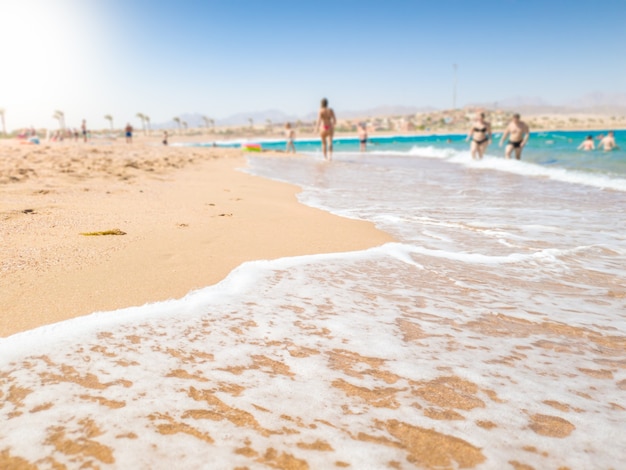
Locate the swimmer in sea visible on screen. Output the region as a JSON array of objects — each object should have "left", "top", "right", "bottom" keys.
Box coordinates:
[
  {"left": 597, "top": 131, "right": 620, "bottom": 151},
  {"left": 466, "top": 112, "right": 492, "bottom": 159},
  {"left": 285, "top": 123, "right": 296, "bottom": 153},
  {"left": 358, "top": 122, "right": 367, "bottom": 152},
  {"left": 315, "top": 98, "right": 336, "bottom": 160},
  {"left": 499, "top": 113, "right": 529, "bottom": 160},
  {"left": 577, "top": 135, "right": 595, "bottom": 151}
]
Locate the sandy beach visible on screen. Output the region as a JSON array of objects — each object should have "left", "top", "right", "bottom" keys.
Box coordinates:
[
  {"left": 3, "top": 1, "right": 625, "bottom": 466},
  {"left": 0, "top": 140, "right": 393, "bottom": 337},
  {"left": 1, "top": 136, "right": 625, "bottom": 469}
]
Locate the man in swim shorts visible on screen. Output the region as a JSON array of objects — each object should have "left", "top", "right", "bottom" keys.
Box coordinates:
[
  {"left": 597, "top": 131, "right": 620, "bottom": 151},
  {"left": 499, "top": 113, "right": 529, "bottom": 160}
]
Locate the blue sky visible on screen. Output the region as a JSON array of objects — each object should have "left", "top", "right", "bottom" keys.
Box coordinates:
[{"left": 1, "top": 0, "right": 624, "bottom": 130}]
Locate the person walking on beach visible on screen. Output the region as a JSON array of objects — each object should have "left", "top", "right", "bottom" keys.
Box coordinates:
[
  {"left": 466, "top": 112, "right": 491, "bottom": 159},
  {"left": 316, "top": 98, "right": 336, "bottom": 160},
  {"left": 358, "top": 122, "right": 368, "bottom": 152},
  {"left": 285, "top": 123, "right": 295, "bottom": 153},
  {"left": 499, "top": 113, "right": 529, "bottom": 159},
  {"left": 162, "top": 130, "right": 168, "bottom": 146},
  {"left": 125, "top": 123, "right": 133, "bottom": 143},
  {"left": 597, "top": 131, "right": 620, "bottom": 151},
  {"left": 81, "top": 119, "right": 88, "bottom": 142},
  {"left": 577, "top": 135, "right": 595, "bottom": 151}
]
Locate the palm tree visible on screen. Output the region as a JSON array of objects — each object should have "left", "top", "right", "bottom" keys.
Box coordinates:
[
  {"left": 145, "top": 115, "right": 151, "bottom": 135},
  {"left": 182, "top": 121, "right": 188, "bottom": 132},
  {"left": 265, "top": 118, "right": 272, "bottom": 131},
  {"left": 173, "top": 116, "right": 181, "bottom": 134},
  {"left": 104, "top": 114, "right": 114, "bottom": 132},
  {"left": 209, "top": 118, "right": 215, "bottom": 131},
  {"left": 136, "top": 113, "right": 146, "bottom": 135},
  {"left": 248, "top": 118, "right": 254, "bottom": 130},
  {"left": 0, "top": 108, "right": 6, "bottom": 136},
  {"left": 53, "top": 110, "right": 65, "bottom": 129},
  {"left": 202, "top": 115, "right": 211, "bottom": 132}
]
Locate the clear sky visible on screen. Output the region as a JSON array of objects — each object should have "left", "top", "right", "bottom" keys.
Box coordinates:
[{"left": 1, "top": 0, "right": 624, "bottom": 131}]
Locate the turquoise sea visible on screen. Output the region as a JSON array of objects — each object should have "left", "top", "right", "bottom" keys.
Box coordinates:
[{"left": 226, "top": 129, "right": 626, "bottom": 184}]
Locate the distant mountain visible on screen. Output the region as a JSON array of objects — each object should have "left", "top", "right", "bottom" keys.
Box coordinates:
[
  {"left": 469, "top": 92, "right": 626, "bottom": 115},
  {"left": 568, "top": 92, "right": 626, "bottom": 108},
  {"left": 216, "top": 109, "right": 301, "bottom": 127},
  {"left": 467, "top": 96, "right": 550, "bottom": 110},
  {"left": 153, "top": 105, "right": 439, "bottom": 129},
  {"left": 153, "top": 93, "right": 626, "bottom": 129},
  {"left": 498, "top": 96, "right": 551, "bottom": 108},
  {"left": 152, "top": 110, "right": 294, "bottom": 129},
  {"left": 212, "top": 105, "right": 438, "bottom": 125},
  {"left": 338, "top": 105, "right": 437, "bottom": 119}
]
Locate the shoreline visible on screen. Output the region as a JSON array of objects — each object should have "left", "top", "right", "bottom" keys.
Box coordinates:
[
  {"left": 6, "top": 126, "right": 625, "bottom": 148},
  {"left": 1, "top": 136, "right": 624, "bottom": 469},
  {"left": 0, "top": 143, "right": 394, "bottom": 337},
  {"left": 161, "top": 126, "right": 626, "bottom": 148}
]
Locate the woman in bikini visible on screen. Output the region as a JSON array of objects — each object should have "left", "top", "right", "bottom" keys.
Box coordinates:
[
  {"left": 466, "top": 112, "right": 492, "bottom": 160},
  {"left": 316, "top": 98, "right": 336, "bottom": 160}
]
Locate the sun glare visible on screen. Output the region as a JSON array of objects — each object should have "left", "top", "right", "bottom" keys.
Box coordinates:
[
  {"left": 0, "top": 0, "right": 110, "bottom": 128},
  {"left": 2, "top": 2, "right": 77, "bottom": 87}
]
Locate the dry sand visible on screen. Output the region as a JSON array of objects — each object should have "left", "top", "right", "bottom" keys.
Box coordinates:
[{"left": 0, "top": 140, "right": 393, "bottom": 337}]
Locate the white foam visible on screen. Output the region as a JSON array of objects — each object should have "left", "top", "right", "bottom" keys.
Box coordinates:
[
  {"left": 469, "top": 153, "right": 626, "bottom": 192},
  {"left": 3, "top": 148, "right": 626, "bottom": 468},
  {"left": 366, "top": 144, "right": 626, "bottom": 192},
  {"left": 2, "top": 239, "right": 625, "bottom": 468}
]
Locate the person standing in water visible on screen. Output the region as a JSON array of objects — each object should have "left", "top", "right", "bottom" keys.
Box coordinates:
[
  {"left": 316, "top": 98, "right": 336, "bottom": 160},
  {"left": 285, "top": 123, "right": 296, "bottom": 153},
  {"left": 466, "top": 112, "right": 491, "bottom": 159},
  {"left": 577, "top": 135, "right": 595, "bottom": 151},
  {"left": 597, "top": 131, "right": 620, "bottom": 151},
  {"left": 358, "top": 122, "right": 368, "bottom": 152},
  {"left": 499, "top": 113, "right": 529, "bottom": 159}
]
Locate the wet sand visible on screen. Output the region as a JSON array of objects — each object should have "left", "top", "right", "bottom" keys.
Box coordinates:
[
  {"left": 2, "top": 139, "right": 624, "bottom": 469},
  {"left": 0, "top": 140, "right": 393, "bottom": 336}
]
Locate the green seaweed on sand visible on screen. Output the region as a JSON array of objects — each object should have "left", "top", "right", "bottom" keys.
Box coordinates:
[{"left": 80, "top": 229, "right": 127, "bottom": 236}]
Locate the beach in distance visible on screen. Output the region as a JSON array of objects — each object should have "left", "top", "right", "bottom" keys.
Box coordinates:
[{"left": 1, "top": 132, "right": 625, "bottom": 469}]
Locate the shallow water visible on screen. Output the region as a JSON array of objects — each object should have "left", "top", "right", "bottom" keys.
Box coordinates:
[
  {"left": 222, "top": 129, "right": 626, "bottom": 183},
  {"left": 1, "top": 148, "right": 625, "bottom": 469}
]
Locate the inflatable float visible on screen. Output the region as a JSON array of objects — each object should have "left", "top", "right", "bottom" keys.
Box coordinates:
[{"left": 242, "top": 143, "right": 261, "bottom": 152}]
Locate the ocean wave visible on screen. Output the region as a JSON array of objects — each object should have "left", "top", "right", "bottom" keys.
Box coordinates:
[{"left": 363, "top": 145, "right": 626, "bottom": 192}]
